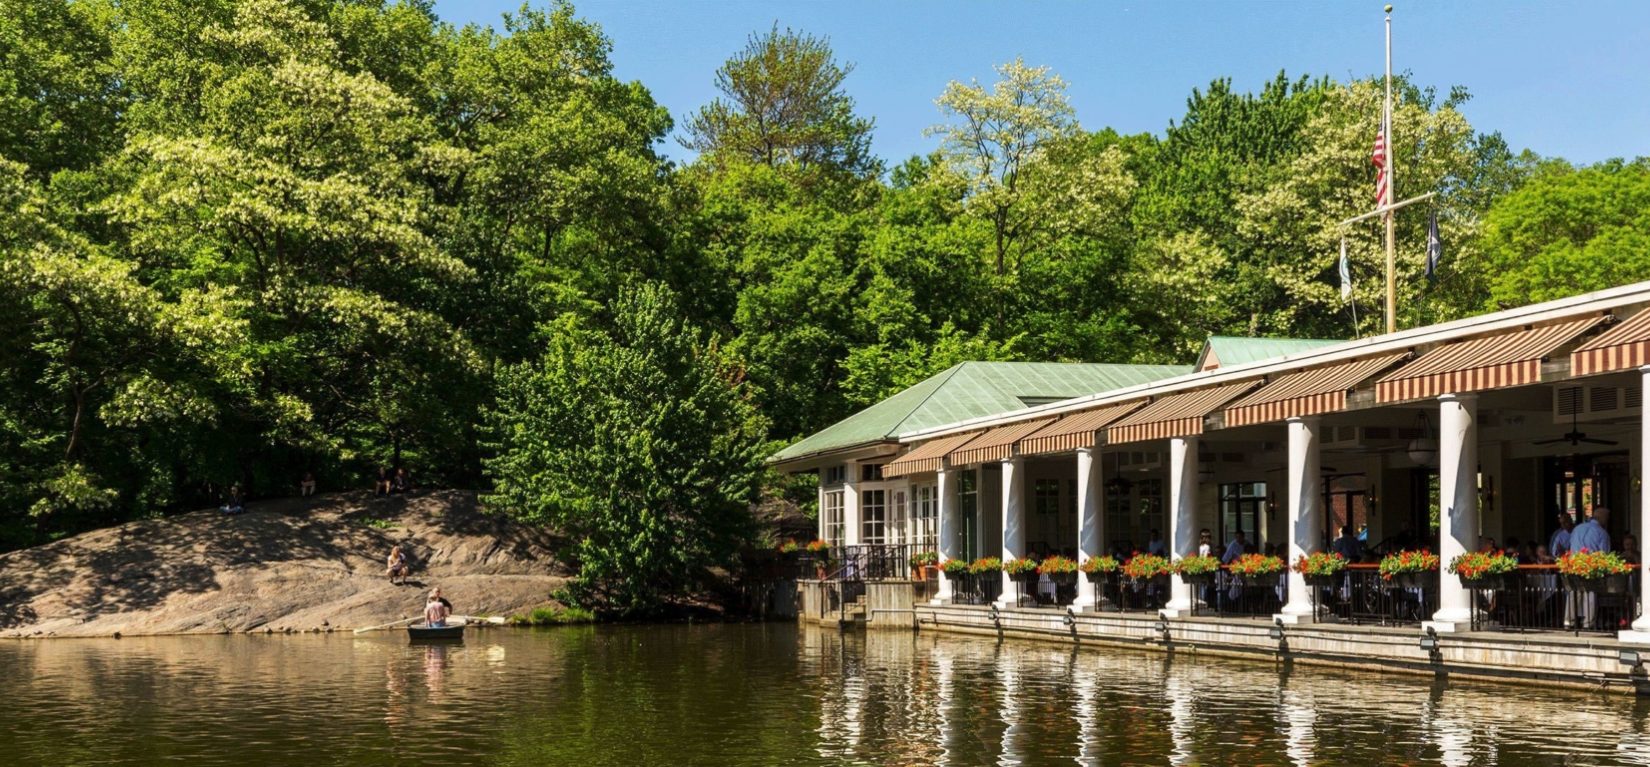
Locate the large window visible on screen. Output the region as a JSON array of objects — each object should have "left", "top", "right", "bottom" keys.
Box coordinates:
[
  {"left": 822, "top": 465, "right": 846, "bottom": 486},
  {"left": 862, "top": 489, "right": 887, "bottom": 545},
  {"left": 822, "top": 490, "right": 845, "bottom": 547},
  {"left": 887, "top": 489, "right": 907, "bottom": 545},
  {"left": 958, "top": 469, "right": 979, "bottom": 560},
  {"left": 1219, "top": 482, "right": 1266, "bottom": 549},
  {"left": 913, "top": 483, "right": 938, "bottom": 549},
  {"left": 1105, "top": 481, "right": 1134, "bottom": 554}
]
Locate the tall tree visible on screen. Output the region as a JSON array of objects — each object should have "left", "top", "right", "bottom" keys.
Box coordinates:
[
  {"left": 683, "top": 24, "right": 876, "bottom": 179},
  {"left": 484, "top": 282, "right": 768, "bottom": 614},
  {"left": 930, "top": 57, "right": 1079, "bottom": 276}
]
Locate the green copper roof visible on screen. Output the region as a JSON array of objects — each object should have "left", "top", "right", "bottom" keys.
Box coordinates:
[
  {"left": 769, "top": 362, "right": 1190, "bottom": 465},
  {"left": 1196, "top": 336, "right": 1343, "bottom": 371}
]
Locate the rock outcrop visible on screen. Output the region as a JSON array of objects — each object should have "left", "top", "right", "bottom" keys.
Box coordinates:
[{"left": 0, "top": 490, "right": 565, "bottom": 638}]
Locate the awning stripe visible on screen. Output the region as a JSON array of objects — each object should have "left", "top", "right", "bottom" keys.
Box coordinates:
[
  {"left": 1224, "top": 353, "right": 1410, "bottom": 427},
  {"left": 882, "top": 431, "right": 980, "bottom": 478},
  {"left": 948, "top": 417, "right": 1057, "bottom": 467},
  {"left": 1572, "top": 309, "right": 1650, "bottom": 377},
  {"left": 1106, "top": 381, "right": 1260, "bottom": 445},
  {"left": 1375, "top": 316, "right": 1606, "bottom": 403},
  {"left": 1017, "top": 402, "right": 1146, "bottom": 456}
]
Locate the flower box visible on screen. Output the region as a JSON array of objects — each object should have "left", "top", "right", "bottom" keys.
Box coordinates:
[
  {"left": 1048, "top": 572, "right": 1078, "bottom": 587},
  {"left": 1179, "top": 571, "right": 1216, "bottom": 586},
  {"left": 1239, "top": 572, "right": 1283, "bottom": 588},
  {"left": 1385, "top": 572, "right": 1428, "bottom": 590},
  {"left": 1303, "top": 573, "right": 1339, "bottom": 589},
  {"left": 1457, "top": 573, "right": 1506, "bottom": 591},
  {"left": 1084, "top": 570, "right": 1116, "bottom": 585},
  {"left": 1563, "top": 573, "right": 1631, "bottom": 595}
]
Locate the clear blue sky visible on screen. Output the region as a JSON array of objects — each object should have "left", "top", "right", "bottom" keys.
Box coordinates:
[{"left": 432, "top": 1, "right": 1650, "bottom": 166}]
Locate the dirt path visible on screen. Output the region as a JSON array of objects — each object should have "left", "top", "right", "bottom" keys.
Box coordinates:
[{"left": 0, "top": 490, "right": 566, "bottom": 638}]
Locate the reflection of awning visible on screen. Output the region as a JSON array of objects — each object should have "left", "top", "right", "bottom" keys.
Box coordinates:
[
  {"left": 1106, "top": 381, "right": 1260, "bottom": 445},
  {"left": 1375, "top": 316, "right": 1607, "bottom": 403},
  {"left": 1017, "top": 402, "right": 1145, "bottom": 456},
  {"left": 1572, "top": 309, "right": 1650, "bottom": 376},
  {"left": 947, "top": 417, "right": 1057, "bottom": 467},
  {"left": 882, "top": 432, "right": 980, "bottom": 478},
  {"left": 1224, "top": 353, "right": 1409, "bottom": 427}
]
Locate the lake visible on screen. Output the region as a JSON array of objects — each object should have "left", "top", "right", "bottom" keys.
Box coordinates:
[{"left": 3, "top": 623, "right": 1649, "bottom": 766}]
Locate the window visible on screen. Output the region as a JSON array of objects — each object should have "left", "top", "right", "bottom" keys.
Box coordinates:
[
  {"left": 913, "top": 484, "right": 938, "bottom": 549},
  {"left": 958, "top": 469, "right": 979, "bottom": 560},
  {"left": 860, "top": 463, "right": 886, "bottom": 482},
  {"left": 862, "top": 489, "right": 887, "bottom": 545},
  {"left": 1219, "top": 482, "right": 1266, "bottom": 549},
  {"left": 822, "top": 465, "right": 847, "bottom": 487},
  {"left": 888, "top": 489, "right": 907, "bottom": 545},
  {"left": 1105, "top": 480, "right": 1133, "bottom": 553},
  {"left": 1034, "top": 479, "right": 1061, "bottom": 516},
  {"left": 822, "top": 490, "right": 845, "bottom": 547}
]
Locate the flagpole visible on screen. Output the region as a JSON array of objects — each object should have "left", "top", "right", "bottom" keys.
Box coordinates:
[{"left": 1383, "top": 4, "right": 1396, "bottom": 334}]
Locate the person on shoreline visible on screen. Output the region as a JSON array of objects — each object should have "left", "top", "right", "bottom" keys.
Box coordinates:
[
  {"left": 219, "top": 484, "right": 245, "bottom": 515},
  {"left": 424, "top": 589, "right": 451, "bottom": 628},
  {"left": 300, "top": 472, "right": 316, "bottom": 498},
  {"left": 387, "top": 545, "right": 410, "bottom": 584}
]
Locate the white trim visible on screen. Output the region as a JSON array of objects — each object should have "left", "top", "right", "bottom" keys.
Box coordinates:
[{"left": 898, "top": 280, "right": 1650, "bottom": 443}]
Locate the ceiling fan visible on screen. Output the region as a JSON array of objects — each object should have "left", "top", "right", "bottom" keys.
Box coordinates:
[{"left": 1532, "top": 410, "right": 1618, "bottom": 447}]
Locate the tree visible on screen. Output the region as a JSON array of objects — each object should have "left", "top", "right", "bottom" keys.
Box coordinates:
[
  {"left": 683, "top": 24, "right": 876, "bottom": 179},
  {"left": 1479, "top": 158, "right": 1650, "bottom": 308},
  {"left": 483, "top": 283, "right": 769, "bottom": 614},
  {"left": 930, "top": 58, "right": 1079, "bottom": 275}
]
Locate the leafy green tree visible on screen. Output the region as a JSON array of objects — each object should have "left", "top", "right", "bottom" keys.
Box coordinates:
[
  {"left": 484, "top": 283, "right": 769, "bottom": 614},
  {"left": 1479, "top": 158, "right": 1650, "bottom": 307},
  {"left": 683, "top": 24, "right": 876, "bottom": 179},
  {"left": 930, "top": 57, "right": 1080, "bottom": 276}
]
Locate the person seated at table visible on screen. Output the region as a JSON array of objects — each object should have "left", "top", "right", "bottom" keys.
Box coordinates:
[
  {"left": 1221, "top": 531, "right": 1247, "bottom": 564},
  {"left": 1550, "top": 512, "right": 1574, "bottom": 557},
  {"left": 1624, "top": 535, "right": 1640, "bottom": 565},
  {"left": 1534, "top": 544, "right": 1555, "bottom": 565},
  {"left": 1146, "top": 530, "right": 1166, "bottom": 556},
  {"left": 1331, "top": 525, "right": 1363, "bottom": 561}
]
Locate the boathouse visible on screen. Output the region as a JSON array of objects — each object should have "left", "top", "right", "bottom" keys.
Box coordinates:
[{"left": 770, "top": 280, "right": 1650, "bottom": 690}]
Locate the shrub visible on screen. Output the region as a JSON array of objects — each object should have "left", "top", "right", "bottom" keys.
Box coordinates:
[
  {"left": 1227, "top": 553, "right": 1286, "bottom": 577},
  {"left": 1378, "top": 549, "right": 1440, "bottom": 581},
  {"left": 1293, "top": 551, "right": 1348, "bottom": 577},
  {"left": 1038, "top": 555, "right": 1077, "bottom": 575},
  {"left": 940, "top": 557, "right": 970, "bottom": 575},
  {"left": 1121, "top": 553, "right": 1171, "bottom": 580},
  {"left": 909, "top": 550, "right": 939, "bottom": 568},
  {"left": 1079, "top": 555, "right": 1120, "bottom": 574},
  {"left": 512, "top": 606, "right": 597, "bottom": 626},
  {"left": 1003, "top": 557, "right": 1040, "bottom": 576},
  {"left": 1557, "top": 550, "right": 1633, "bottom": 579},
  {"left": 1173, "top": 554, "right": 1221, "bottom": 576},
  {"left": 968, "top": 556, "right": 1003, "bottom": 575},
  {"left": 1447, "top": 550, "right": 1518, "bottom": 580}
]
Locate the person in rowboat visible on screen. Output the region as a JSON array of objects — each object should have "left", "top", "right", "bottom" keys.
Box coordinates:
[{"left": 424, "top": 588, "right": 451, "bottom": 628}]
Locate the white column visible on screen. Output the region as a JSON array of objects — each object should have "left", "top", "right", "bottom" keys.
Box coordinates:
[
  {"left": 997, "top": 457, "right": 1025, "bottom": 607},
  {"left": 1076, "top": 448, "right": 1102, "bottom": 611},
  {"left": 1623, "top": 366, "right": 1650, "bottom": 643},
  {"left": 1277, "top": 417, "right": 1322, "bottom": 624},
  {"left": 817, "top": 481, "right": 828, "bottom": 542},
  {"left": 1427, "top": 393, "right": 1478, "bottom": 631},
  {"left": 1162, "top": 436, "right": 1199, "bottom": 617},
  {"left": 933, "top": 468, "right": 956, "bottom": 605},
  {"left": 843, "top": 460, "right": 862, "bottom": 548}
]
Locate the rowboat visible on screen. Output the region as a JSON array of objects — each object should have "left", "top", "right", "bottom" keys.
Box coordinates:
[{"left": 407, "top": 623, "right": 464, "bottom": 642}]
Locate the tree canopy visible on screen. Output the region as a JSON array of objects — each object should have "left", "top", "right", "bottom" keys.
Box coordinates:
[{"left": 0, "top": 1, "right": 1641, "bottom": 611}]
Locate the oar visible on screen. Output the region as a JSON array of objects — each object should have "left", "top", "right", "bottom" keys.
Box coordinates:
[{"left": 353, "top": 616, "right": 418, "bottom": 635}]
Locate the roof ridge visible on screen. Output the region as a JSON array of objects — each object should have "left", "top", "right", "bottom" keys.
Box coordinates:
[{"left": 887, "top": 363, "right": 967, "bottom": 437}]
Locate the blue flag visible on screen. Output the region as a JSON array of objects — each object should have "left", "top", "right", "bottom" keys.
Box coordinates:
[{"left": 1426, "top": 212, "right": 1443, "bottom": 281}]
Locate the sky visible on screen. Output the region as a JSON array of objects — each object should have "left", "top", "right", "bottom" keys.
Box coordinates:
[{"left": 431, "top": 1, "right": 1650, "bottom": 167}]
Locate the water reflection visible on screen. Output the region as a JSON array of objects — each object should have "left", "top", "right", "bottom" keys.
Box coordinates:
[{"left": 2, "top": 625, "right": 1650, "bottom": 765}]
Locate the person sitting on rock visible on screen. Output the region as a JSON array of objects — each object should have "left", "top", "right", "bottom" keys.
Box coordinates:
[
  {"left": 299, "top": 471, "right": 316, "bottom": 498},
  {"left": 392, "top": 467, "right": 411, "bottom": 494},
  {"left": 374, "top": 467, "right": 392, "bottom": 497},
  {"left": 219, "top": 484, "right": 245, "bottom": 515},
  {"left": 387, "top": 545, "right": 410, "bottom": 584}
]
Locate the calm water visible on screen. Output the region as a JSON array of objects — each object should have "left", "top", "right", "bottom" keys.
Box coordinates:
[{"left": 4, "top": 624, "right": 1650, "bottom": 766}]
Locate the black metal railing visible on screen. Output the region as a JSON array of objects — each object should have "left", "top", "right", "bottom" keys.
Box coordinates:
[
  {"left": 950, "top": 573, "right": 1003, "bottom": 606},
  {"left": 1310, "top": 566, "right": 1438, "bottom": 627},
  {"left": 1207, "top": 572, "right": 1285, "bottom": 617},
  {"left": 1466, "top": 567, "right": 1641, "bottom": 635}
]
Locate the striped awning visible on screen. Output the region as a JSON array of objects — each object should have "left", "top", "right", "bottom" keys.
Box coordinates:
[
  {"left": 1375, "top": 315, "right": 1608, "bottom": 403},
  {"left": 882, "top": 431, "right": 980, "bottom": 478},
  {"left": 946, "top": 417, "right": 1057, "bottom": 467},
  {"left": 1106, "top": 381, "right": 1261, "bottom": 445},
  {"left": 1223, "top": 353, "right": 1410, "bottom": 427},
  {"left": 1017, "top": 402, "right": 1146, "bottom": 456},
  {"left": 1571, "top": 309, "right": 1650, "bottom": 377}
]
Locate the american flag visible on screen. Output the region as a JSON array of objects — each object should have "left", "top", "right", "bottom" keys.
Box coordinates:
[{"left": 1371, "top": 127, "right": 1388, "bottom": 206}]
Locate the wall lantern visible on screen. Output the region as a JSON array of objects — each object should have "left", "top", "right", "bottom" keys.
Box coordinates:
[{"left": 1418, "top": 625, "right": 1440, "bottom": 652}]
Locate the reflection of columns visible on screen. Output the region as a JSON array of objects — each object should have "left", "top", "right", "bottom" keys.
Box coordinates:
[
  {"left": 997, "top": 651, "right": 1023, "bottom": 765},
  {"left": 1076, "top": 448, "right": 1102, "bottom": 610},
  {"left": 935, "top": 644, "right": 957, "bottom": 767},
  {"left": 1629, "top": 366, "right": 1650, "bottom": 642},
  {"left": 1429, "top": 394, "right": 1478, "bottom": 630},
  {"left": 843, "top": 460, "right": 863, "bottom": 547},
  {"left": 1163, "top": 436, "right": 1199, "bottom": 616},
  {"left": 1278, "top": 417, "right": 1321, "bottom": 623},
  {"left": 1073, "top": 660, "right": 1099, "bottom": 764},
  {"left": 1166, "top": 666, "right": 1196, "bottom": 767},
  {"left": 934, "top": 468, "right": 956, "bottom": 604},
  {"left": 998, "top": 457, "right": 1026, "bottom": 608},
  {"left": 1282, "top": 687, "right": 1317, "bottom": 767}
]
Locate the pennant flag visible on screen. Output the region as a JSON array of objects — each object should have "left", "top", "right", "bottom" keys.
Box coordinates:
[
  {"left": 1371, "top": 127, "right": 1389, "bottom": 206},
  {"left": 1426, "top": 212, "right": 1443, "bottom": 280},
  {"left": 1339, "top": 238, "right": 1352, "bottom": 301}
]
